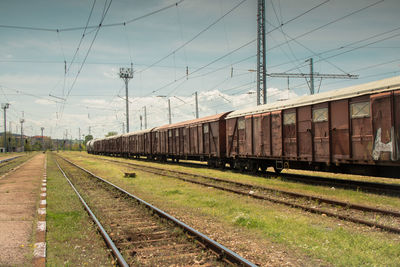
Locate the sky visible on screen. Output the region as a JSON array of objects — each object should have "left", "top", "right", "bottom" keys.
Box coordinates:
[{"left": 0, "top": 0, "right": 399, "bottom": 140}]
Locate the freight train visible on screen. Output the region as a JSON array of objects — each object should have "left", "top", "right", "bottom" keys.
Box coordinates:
[{"left": 87, "top": 76, "right": 400, "bottom": 178}]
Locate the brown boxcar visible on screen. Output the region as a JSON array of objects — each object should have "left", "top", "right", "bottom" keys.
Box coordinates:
[
  {"left": 153, "top": 112, "right": 231, "bottom": 165},
  {"left": 225, "top": 76, "right": 400, "bottom": 177},
  {"left": 125, "top": 129, "right": 154, "bottom": 158}
]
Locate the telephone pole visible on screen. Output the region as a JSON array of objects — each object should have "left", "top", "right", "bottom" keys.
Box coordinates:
[
  {"left": 20, "top": 118, "right": 25, "bottom": 149},
  {"left": 168, "top": 99, "right": 172, "bottom": 124},
  {"left": 2, "top": 103, "right": 9, "bottom": 152},
  {"left": 144, "top": 106, "right": 147, "bottom": 129},
  {"left": 119, "top": 65, "right": 133, "bottom": 133},
  {"left": 195, "top": 91, "right": 199, "bottom": 119},
  {"left": 41, "top": 127, "right": 44, "bottom": 151}
]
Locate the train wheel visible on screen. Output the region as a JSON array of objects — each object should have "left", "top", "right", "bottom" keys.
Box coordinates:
[{"left": 217, "top": 160, "right": 226, "bottom": 169}]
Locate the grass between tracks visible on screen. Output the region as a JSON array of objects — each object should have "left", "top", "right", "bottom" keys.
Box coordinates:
[
  {"left": 80, "top": 152, "right": 400, "bottom": 211},
  {"left": 45, "top": 153, "right": 113, "bottom": 266},
  {"left": 62, "top": 152, "right": 400, "bottom": 266}
]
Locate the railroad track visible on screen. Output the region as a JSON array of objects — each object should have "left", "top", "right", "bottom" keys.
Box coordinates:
[
  {"left": 0, "top": 154, "right": 35, "bottom": 178},
  {"left": 266, "top": 171, "right": 400, "bottom": 196},
  {"left": 123, "top": 157, "right": 400, "bottom": 196},
  {"left": 54, "top": 154, "right": 257, "bottom": 267},
  {"left": 89, "top": 156, "right": 400, "bottom": 235},
  {"left": 0, "top": 155, "right": 22, "bottom": 164}
]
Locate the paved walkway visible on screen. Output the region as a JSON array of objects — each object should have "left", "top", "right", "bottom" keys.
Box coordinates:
[{"left": 0, "top": 154, "right": 45, "bottom": 266}]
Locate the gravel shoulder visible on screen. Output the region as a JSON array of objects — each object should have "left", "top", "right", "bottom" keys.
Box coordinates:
[{"left": 0, "top": 153, "right": 45, "bottom": 265}]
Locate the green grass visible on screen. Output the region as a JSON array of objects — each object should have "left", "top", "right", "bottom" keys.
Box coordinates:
[
  {"left": 61, "top": 152, "right": 400, "bottom": 266},
  {"left": 78, "top": 151, "right": 400, "bottom": 211},
  {"left": 46, "top": 153, "right": 113, "bottom": 266}
]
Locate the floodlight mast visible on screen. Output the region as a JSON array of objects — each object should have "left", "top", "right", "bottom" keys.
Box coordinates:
[{"left": 119, "top": 67, "right": 133, "bottom": 133}]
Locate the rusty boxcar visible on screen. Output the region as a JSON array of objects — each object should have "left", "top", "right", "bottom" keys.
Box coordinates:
[
  {"left": 152, "top": 112, "right": 231, "bottom": 165},
  {"left": 225, "top": 76, "right": 400, "bottom": 177},
  {"left": 124, "top": 128, "right": 154, "bottom": 158}
]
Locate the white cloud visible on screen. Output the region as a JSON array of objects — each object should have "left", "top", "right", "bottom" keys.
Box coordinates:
[
  {"left": 81, "top": 99, "right": 107, "bottom": 105},
  {"left": 35, "top": 99, "right": 56, "bottom": 106}
]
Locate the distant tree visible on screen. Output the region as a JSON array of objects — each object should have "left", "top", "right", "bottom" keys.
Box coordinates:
[
  {"left": 105, "top": 131, "right": 118, "bottom": 137},
  {"left": 84, "top": 134, "right": 93, "bottom": 144},
  {"left": 32, "top": 141, "right": 42, "bottom": 151},
  {"left": 24, "top": 140, "right": 32, "bottom": 151}
]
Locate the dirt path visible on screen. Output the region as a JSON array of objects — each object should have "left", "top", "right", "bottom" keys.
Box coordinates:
[{"left": 0, "top": 153, "right": 45, "bottom": 266}]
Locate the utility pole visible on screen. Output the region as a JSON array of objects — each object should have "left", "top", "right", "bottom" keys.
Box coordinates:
[
  {"left": 9, "top": 122, "right": 12, "bottom": 151},
  {"left": 140, "top": 115, "right": 143, "bottom": 130},
  {"left": 20, "top": 118, "right": 25, "bottom": 149},
  {"left": 144, "top": 106, "right": 147, "bottom": 129},
  {"left": 2, "top": 103, "right": 9, "bottom": 152},
  {"left": 119, "top": 65, "right": 133, "bottom": 133},
  {"left": 168, "top": 98, "right": 171, "bottom": 124},
  {"left": 257, "top": 0, "right": 266, "bottom": 105},
  {"left": 194, "top": 91, "right": 199, "bottom": 119},
  {"left": 267, "top": 58, "right": 359, "bottom": 95},
  {"left": 88, "top": 126, "right": 91, "bottom": 135},
  {"left": 41, "top": 127, "right": 44, "bottom": 151}
]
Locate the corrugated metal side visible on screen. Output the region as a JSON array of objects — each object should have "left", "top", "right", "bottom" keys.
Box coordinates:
[
  {"left": 371, "top": 92, "right": 393, "bottom": 162},
  {"left": 394, "top": 90, "right": 400, "bottom": 161},
  {"left": 313, "top": 103, "right": 329, "bottom": 162},
  {"left": 226, "top": 118, "right": 238, "bottom": 157},
  {"left": 262, "top": 113, "right": 272, "bottom": 157},
  {"left": 271, "top": 111, "right": 282, "bottom": 157},
  {"left": 283, "top": 108, "right": 297, "bottom": 158},
  {"left": 351, "top": 95, "right": 373, "bottom": 161},
  {"left": 297, "top": 106, "right": 312, "bottom": 161},
  {"left": 330, "top": 99, "right": 350, "bottom": 162},
  {"left": 253, "top": 115, "right": 263, "bottom": 156}
]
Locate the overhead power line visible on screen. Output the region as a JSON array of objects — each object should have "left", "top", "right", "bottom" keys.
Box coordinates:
[
  {"left": 59, "top": 0, "right": 113, "bottom": 121},
  {"left": 153, "top": 0, "right": 333, "bottom": 97},
  {"left": 138, "top": 0, "right": 248, "bottom": 74},
  {"left": 0, "top": 0, "right": 185, "bottom": 33}
]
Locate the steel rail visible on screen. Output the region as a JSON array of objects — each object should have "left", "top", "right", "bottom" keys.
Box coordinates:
[
  {"left": 96, "top": 155, "right": 400, "bottom": 195},
  {"left": 57, "top": 155, "right": 257, "bottom": 267},
  {"left": 0, "top": 155, "right": 22, "bottom": 164},
  {"left": 135, "top": 166, "right": 400, "bottom": 234},
  {"left": 95, "top": 157, "right": 400, "bottom": 234},
  {"left": 54, "top": 159, "right": 129, "bottom": 267},
  {"left": 95, "top": 157, "right": 400, "bottom": 218},
  {"left": 267, "top": 171, "right": 400, "bottom": 195}
]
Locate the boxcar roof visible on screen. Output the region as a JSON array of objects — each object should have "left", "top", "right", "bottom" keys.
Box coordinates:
[
  {"left": 124, "top": 128, "right": 154, "bottom": 136},
  {"left": 155, "top": 111, "right": 232, "bottom": 130},
  {"left": 226, "top": 76, "right": 400, "bottom": 119}
]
